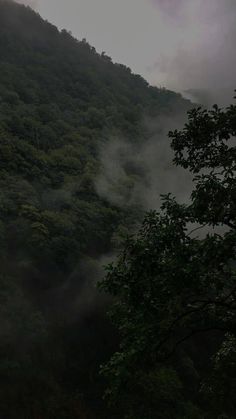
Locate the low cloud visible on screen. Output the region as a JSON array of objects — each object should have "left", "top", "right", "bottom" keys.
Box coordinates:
[
  {"left": 149, "top": 0, "right": 236, "bottom": 106},
  {"left": 95, "top": 112, "right": 193, "bottom": 212}
]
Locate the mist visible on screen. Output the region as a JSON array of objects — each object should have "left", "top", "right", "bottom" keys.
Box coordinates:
[
  {"left": 94, "top": 0, "right": 236, "bottom": 238},
  {"left": 96, "top": 111, "right": 193, "bottom": 212},
  {"left": 150, "top": 0, "right": 236, "bottom": 106}
]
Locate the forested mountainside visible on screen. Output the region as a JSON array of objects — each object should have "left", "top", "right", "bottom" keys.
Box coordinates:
[{"left": 0, "top": 1, "right": 191, "bottom": 418}]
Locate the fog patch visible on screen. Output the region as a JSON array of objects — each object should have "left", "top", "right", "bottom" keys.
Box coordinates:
[
  {"left": 95, "top": 113, "right": 193, "bottom": 211},
  {"left": 149, "top": 0, "right": 236, "bottom": 106}
]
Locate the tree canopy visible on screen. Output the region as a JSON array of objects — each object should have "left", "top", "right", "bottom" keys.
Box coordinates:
[
  {"left": 100, "top": 100, "right": 236, "bottom": 418},
  {"left": 0, "top": 1, "right": 192, "bottom": 417}
]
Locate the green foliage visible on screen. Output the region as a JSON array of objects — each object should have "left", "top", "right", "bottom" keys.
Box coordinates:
[
  {"left": 100, "top": 101, "right": 236, "bottom": 417},
  {"left": 0, "top": 1, "right": 192, "bottom": 417}
]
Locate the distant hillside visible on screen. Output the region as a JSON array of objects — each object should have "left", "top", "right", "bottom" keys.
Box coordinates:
[{"left": 0, "top": 1, "right": 191, "bottom": 418}]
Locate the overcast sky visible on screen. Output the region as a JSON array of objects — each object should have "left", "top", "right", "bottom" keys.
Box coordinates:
[
  {"left": 19, "top": 0, "right": 236, "bottom": 105},
  {"left": 36, "top": 0, "right": 185, "bottom": 82}
]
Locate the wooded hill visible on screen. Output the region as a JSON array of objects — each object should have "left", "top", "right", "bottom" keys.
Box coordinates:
[{"left": 0, "top": 1, "right": 191, "bottom": 417}]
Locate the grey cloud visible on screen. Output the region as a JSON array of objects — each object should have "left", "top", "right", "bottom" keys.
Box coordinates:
[
  {"left": 151, "top": 0, "right": 188, "bottom": 18},
  {"left": 150, "top": 0, "right": 236, "bottom": 106}
]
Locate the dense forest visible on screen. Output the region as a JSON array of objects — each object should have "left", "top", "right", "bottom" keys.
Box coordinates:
[
  {"left": 0, "top": 1, "right": 192, "bottom": 418},
  {"left": 0, "top": 1, "right": 235, "bottom": 418}
]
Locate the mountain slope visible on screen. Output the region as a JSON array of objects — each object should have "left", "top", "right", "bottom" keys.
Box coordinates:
[
  {"left": 0, "top": 0, "right": 191, "bottom": 289},
  {"left": 0, "top": 1, "right": 191, "bottom": 417}
]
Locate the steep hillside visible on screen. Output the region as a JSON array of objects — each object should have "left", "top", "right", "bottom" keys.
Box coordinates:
[{"left": 0, "top": 1, "right": 191, "bottom": 417}]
